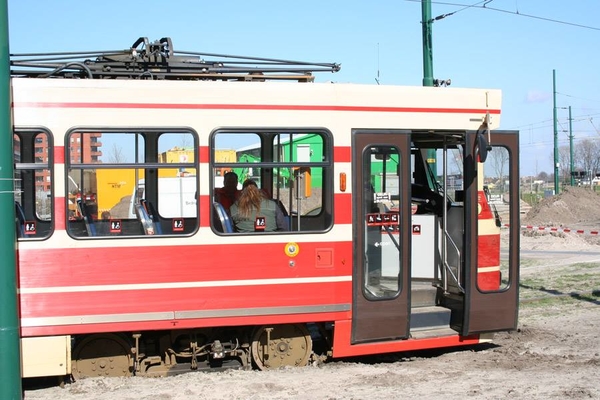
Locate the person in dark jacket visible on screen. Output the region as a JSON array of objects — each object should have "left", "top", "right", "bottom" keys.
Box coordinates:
[{"left": 215, "top": 171, "right": 241, "bottom": 214}]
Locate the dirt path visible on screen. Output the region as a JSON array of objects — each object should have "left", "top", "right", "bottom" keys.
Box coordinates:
[
  {"left": 23, "top": 231, "right": 600, "bottom": 400},
  {"left": 23, "top": 302, "right": 600, "bottom": 399}
]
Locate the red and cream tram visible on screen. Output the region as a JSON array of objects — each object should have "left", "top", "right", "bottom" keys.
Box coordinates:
[{"left": 11, "top": 38, "right": 520, "bottom": 379}]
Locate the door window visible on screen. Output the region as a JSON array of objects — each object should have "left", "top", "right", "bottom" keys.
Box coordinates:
[
  {"left": 363, "top": 146, "right": 401, "bottom": 299},
  {"left": 478, "top": 145, "right": 511, "bottom": 292}
]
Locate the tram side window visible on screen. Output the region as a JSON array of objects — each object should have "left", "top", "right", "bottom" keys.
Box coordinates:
[
  {"left": 478, "top": 145, "right": 511, "bottom": 293},
  {"left": 14, "top": 130, "right": 53, "bottom": 239},
  {"left": 211, "top": 130, "right": 332, "bottom": 234},
  {"left": 66, "top": 130, "right": 198, "bottom": 238}
]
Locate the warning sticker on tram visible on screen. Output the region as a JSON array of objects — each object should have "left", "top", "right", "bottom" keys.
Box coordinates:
[
  {"left": 366, "top": 213, "right": 399, "bottom": 226},
  {"left": 24, "top": 221, "right": 36, "bottom": 235},
  {"left": 373, "top": 192, "right": 391, "bottom": 203},
  {"left": 110, "top": 220, "right": 122, "bottom": 233},
  {"left": 172, "top": 218, "right": 184, "bottom": 232}
]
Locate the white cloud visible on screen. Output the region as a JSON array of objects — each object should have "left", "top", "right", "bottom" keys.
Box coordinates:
[{"left": 525, "top": 90, "right": 552, "bottom": 103}]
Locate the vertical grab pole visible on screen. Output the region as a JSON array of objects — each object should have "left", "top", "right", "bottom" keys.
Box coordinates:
[{"left": 0, "top": 0, "right": 23, "bottom": 397}]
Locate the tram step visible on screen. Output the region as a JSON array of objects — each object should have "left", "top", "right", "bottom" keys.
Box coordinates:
[
  {"left": 411, "top": 283, "right": 438, "bottom": 307},
  {"left": 410, "top": 305, "right": 451, "bottom": 331},
  {"left": 410, "top": 326, "right": 458, "bottom": 340}
]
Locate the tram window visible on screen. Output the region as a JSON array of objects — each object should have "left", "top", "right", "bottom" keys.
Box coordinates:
[
  {"left": 478, "top": 145, "right": 511, "bottom": 293},
  {"left": 211, "top": 130, "right": 332, "bottom": 234},
  {"left": 13, "top": 130, "right": 53, "bottom": 239},
  {"left": 66, "top": 130, "right": 198, "bottom": 238},
  {"left": 363, "top": 145, "right": 401, "bottom": 299},
  {"left": 436, "top": 147, "right": 464, "bottom": 202}
]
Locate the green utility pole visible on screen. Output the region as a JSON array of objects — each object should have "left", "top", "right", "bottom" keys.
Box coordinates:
[
  {"left": 0, "top": 1, "right": 23, "bottom": 398},
  {"left": 569, "top": 106, "right": 574, "bottom": 187},
  {"left": 553, "top": 69, "right": 559, "bottom": 194},
  {"left": 421, "top": 0, "right": 434, "bottom": 87},
  {"left": 421, "top": 0, "right": 437, "bottom": 173},
  {"left": 0, "top": 0, "right": 22, "bottom": 399}
]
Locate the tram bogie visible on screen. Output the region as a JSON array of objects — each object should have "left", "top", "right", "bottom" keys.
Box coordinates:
[{"left": 69, "top": 323, "right": 326, "bottom": 378}]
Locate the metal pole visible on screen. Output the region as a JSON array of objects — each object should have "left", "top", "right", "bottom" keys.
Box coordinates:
[
  {"left": 421, "top": 0, "right": 434, "bottom": 87},
  {"left": 421, "top": 0, "right": 437, "bottom": 175},
  {"left": 553, "top": 70, "right": 559, "bottom": 194},
  {"left": 0, "top": 0, "right": 23, "bottom": 398},
  {"left": 569, "top": 106, "right": 574, "bottom": 187}
]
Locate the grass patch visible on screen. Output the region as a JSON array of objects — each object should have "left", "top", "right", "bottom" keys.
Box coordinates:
[
  {"left": 552, "top": 273, "right": 599, "bottom": 291},
  {"left": 520, "top": 296, "right": 567, "bottom": 309},
  {"left": 519, "top": 272, "right": 600, "bottom": 302},
  {"left": 521, "top": 291, "right": 599, "bottom": 310},
  {"left": 518, "top": 258, "right": 541, "bottom": 268},
  {"left": 567, "top": 262, "right": 600, "bottom": 270}
]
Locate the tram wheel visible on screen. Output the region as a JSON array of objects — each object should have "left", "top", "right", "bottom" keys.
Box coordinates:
[
  {"left": 72, "top": 334, "right": 132, "bottom": 379},
  {"left": 251, "top": 324, "right": 312, "bottom": 370}
]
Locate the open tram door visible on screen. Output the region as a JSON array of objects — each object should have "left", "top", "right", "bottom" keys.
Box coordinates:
[
  {"left": 351, "top": 130, "right": 412, "bottom": 343},
  {"left": 460, "top": 129, "right": 520, "bottom": 335}
]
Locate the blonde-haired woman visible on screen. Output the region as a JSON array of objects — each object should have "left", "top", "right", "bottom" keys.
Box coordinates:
[{"left": 230, "top": 179, "right": 288, "bottom": 232}]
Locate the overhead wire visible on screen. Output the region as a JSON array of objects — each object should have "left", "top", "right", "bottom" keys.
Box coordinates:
[
  {"left": 556, "top": 92, "right": 600, "bottom": 104},
  {"left": 426, "top": 0, "right": 490, "bottom": 21},
  {"left": 404, "top": 0, "right": 600, "bottom": 165},
  {"left": 404, "top": 0, "right": 600, "bottom": 31}
]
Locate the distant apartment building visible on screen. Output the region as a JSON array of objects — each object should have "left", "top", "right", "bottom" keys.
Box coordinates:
[
  {"left": 14, "top": 131, "right": 102, "bottom": 194},
  {"left": 69, "top": 132, "right": 103, "bottom": 164}
]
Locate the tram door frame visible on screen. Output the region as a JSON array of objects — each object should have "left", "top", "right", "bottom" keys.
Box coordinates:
[
  {"left": 462, "top": 130, "right": 520, "bottom": 335},
  {"left": 351, "top": 130, "right": 412, "bottom": 344}
]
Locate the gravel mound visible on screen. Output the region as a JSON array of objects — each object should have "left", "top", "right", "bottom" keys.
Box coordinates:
[{"left": 522, "top": 186, "right": 600, "bottom": 228}]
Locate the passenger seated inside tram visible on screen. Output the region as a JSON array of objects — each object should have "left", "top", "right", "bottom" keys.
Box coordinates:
[
  {"left": 230, "top": 179, "right": 289, "bottom": 232},
  {"left": 97, "top": 211, "right": 112, "bottom": 235},
  {"left": 215, "top": 171, "right": 241, "bottom": 214}
]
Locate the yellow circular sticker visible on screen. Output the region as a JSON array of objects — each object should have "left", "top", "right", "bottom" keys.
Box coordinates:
[{"left": 285, "top": 242, "right": 300, "bottom": 257}]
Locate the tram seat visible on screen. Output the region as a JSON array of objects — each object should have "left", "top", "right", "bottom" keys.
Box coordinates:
[
  {"left": 213, "top": 202, "right": 234, "bottom": 233},
  {"left": 15, "top": 201, "right": 26, "bottom": 238},
  {"left": 77, "top": 200, "right": 97, "bottom": 237},
  {"left": 274, "top": 199, "right": 291, "bottom": 231},
  {"left": 140, "top": 199, "right": 162, "bottom": 235}
]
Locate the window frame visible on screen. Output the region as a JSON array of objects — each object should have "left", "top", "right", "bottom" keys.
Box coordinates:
[
  {"left": 209, "top": 127, "right": 334, "bottom": 235},
  {"left": 13, "top": 127, "right": 54, "bottom": 241},
  {"left": 65, "top": 127, "right": 199, "bottom": 239}
]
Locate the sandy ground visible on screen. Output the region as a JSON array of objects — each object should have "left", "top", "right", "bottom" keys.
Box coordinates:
[{"left": 22, "top": 228, "right": 600, "bottom": 400}]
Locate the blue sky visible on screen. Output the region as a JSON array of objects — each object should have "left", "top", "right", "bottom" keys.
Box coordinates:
[{"left": 7, "top": 0, "right": 600, "bottom": 176}]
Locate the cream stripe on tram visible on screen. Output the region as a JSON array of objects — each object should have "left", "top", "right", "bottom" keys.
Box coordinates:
[
  {"left": 19, "top": 275, "right": 353, "bottom": 295},
  {"left": 16, "top": 223, "right": 354, "bottom": 250}
]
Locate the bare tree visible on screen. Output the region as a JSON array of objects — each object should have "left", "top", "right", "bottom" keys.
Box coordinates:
[
  {"left": 537, "top": 171, "right": 549, "bottom": 182},
  {"left": 107, "top": 143, "right": 127, "bottom": 163},
  {"left": 488, "top": 146, "right": 509, "bottom": 191},
  {"left": 574, "top": 138, "right": 600, "bottom": 180},
  {"left": 179, "top": 134, "right": 192, "bottom": 149},
  {"left": 556, "top": 145, "right": 571, "bottom": 183},
  {"left": 552, "top": 139, "right": 600, "bottom": 185}
]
